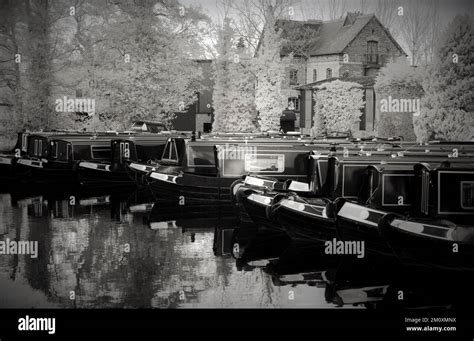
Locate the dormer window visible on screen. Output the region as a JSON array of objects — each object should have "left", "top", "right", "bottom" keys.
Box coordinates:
[
  {"left": 326, "top": 68, "right": 332, "bottom": 79},
  {"left": 367, "top": 40, "right": 379, "bottom": 64}
]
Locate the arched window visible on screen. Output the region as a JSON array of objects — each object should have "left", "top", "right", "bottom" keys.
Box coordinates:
[{"left": 326, "top": 68, "right": 332, "bottom": 79}]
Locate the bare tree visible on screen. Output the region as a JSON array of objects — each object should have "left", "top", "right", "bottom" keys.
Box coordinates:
[
  {"left": 374, "top": 0, "right": 400, "bottom": 39},
  {"left": 297, "top": 0, "right": 324, "bottom": 21},
  {"left": 221, "top": 0, "right": 298, "bottom": 54},
  {"left": 420, "top": 0, "right": 441, "bottom": 64},
  {"left": 358, "top": 0, "right": 370, "bottom": 14},
  {"left": 398, "top": 0, "right": 432, "bottom": 65},
  {"left": 326, "top": 0, "right": 346, "bottom": 20}
]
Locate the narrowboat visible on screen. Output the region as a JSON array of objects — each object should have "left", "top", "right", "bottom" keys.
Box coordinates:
[
  {"left": 144, "top": 136, "right": 315, "bottom": 203},
  {"left": 0, "top": 131, "right": 34, "bottom": 182},
  {"left": 78, "top": 133, "right": 186, "bottom": 187},
  {"left": 231, "top": 175, "right": 309, "bottom": 228},
  {"left": 373, "top": 161, "right": 474, "bottom": 271},
  {"left": 336, "top": 159, "right": 474, "bottom": 264},
  {"left": 15, "top": 132, "right": 136, "bottom": 185}
]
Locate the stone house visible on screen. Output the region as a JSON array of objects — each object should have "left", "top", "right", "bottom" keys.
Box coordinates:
[{"left": 275, "top": 12, "right": 407, "bottom": 135}]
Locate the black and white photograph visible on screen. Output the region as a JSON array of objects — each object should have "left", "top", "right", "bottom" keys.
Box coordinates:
[{"left": 0, "top": 0, "right": 473, "bottom": 337}]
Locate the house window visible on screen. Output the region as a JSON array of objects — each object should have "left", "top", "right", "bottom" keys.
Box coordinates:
[
  {"left": 359, "top": 90, "right": 367, "bottom": 130},
  {"left": 76, "top": 89, "right": 83, "bottom": 98},
  {"left": 342, "top": 71, "right": 349, "bottom": 78},
  {"left": 367, "top": 40, "right": 379, "bottom": 64},
  {"left": 288, "top": 97, "right": 300, "bottom": 112},
  {"left": 312, "top": 69, "right": 317, "bottom": 82},
  {"left": 326, "top": 68, "right": 332, "bottom": 79},
  {"left": 289, "top": 70, "right": 298, "bottom": 85}
]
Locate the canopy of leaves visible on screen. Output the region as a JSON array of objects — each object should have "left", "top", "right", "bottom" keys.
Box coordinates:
[
  {"left": 313, "top": 80, "right": 365, "bottom": 135},
  {"left": 414, "top": 15, "right": 473, "bottom": 142}
]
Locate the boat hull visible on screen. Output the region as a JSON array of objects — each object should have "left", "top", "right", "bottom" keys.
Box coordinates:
[
  {"left": 146, "top": 170, "right": 236, "bottom": 204},
  {"left": 78, "top": 162, "right": 135, "bottom": 188},
  {"left": 274, "top": 197, "right": 336, "bottom": 244},
  {"left": 379, "top": 215, "right": 474, "bottom": 271}
]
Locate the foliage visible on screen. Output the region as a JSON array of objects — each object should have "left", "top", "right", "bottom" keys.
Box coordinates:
[
  {"left": 313, "top": 80, "right": 365, "bottom": 135},
  {"left": 414, "top": 15, "right": 474, "bottom": 141},
  {"left": 374, "top": 58, "right": 424, "bottom": 140},
  {"left": 254, "top": 16, "right": 291, "bottom": 132}
]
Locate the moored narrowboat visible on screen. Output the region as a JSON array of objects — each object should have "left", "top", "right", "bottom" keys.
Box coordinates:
[
  {"left": 378, "top": 214, "right": 474, "bottom": 271},
  {"left": 78, "top": 133, "right": 181, "bottom": 187},
  {"left": 15, "top": 132, "right": 129, "bottom": 185},
  {"left": 145, "top": 137, "right": 315, "bottom": 203}
]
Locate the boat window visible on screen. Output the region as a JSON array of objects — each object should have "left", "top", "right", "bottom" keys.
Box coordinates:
[
  {"left": 22, "top": 134, "right": 28, "bottom": 152},
  {"left": 119, "top": 142, "right": 131, "bottom": 160},
  {"left": 51, "top": 142, "right": 58, "bottom": 159},
  {"left": 162, "top": 139, "right": 179, "bottom": 163},
  {"left": 124, "top": 142, "right": 130, "bottom": 158},
  {"left": 461, "top": 182, "right": 474, "bottom": 209},
  {"left": 55, "top": 141, "right": 70, "bottom": 161},
  {"left": 187, "top": 145, "right": 215, "bottom": 166},
  {"left": 162, "top": 140, "right": 172, "bottom": 160},
  {"left": 244, "top": 154, "right": 284, "bottom": 173},
  {"left": 91, "top": 146, "right": 111, "bottom": 160},
  {"left": 170, "top": 141, "right": 178, "bottom": 160},
  {"left": 66, "top": 144, "right": 72, "bottom": 161}
]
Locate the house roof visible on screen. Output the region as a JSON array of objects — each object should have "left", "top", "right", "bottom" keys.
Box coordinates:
[{"left": 275, "top": 13, "right": 405, "bottom": 57}]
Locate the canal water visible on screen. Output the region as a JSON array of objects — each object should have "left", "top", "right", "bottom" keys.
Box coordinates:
[
  {"left": 0, "top": 187, "right": 471, "bottom": 309},
  {"left": 0, "top": 187, "right": 334, "bottom": 309}
]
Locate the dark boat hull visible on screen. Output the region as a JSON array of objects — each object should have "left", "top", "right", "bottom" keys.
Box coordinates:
[
  {"left": 236, "top": 187, "right": 284, "bottom": 232},
  {"left": 379, "top": 215, "right": 474, "bottom": 271},
  {"left": 274, "top": 197, "right": 336, "bottom": 243},
  {"left": 14, "top": 161, "right": 78, "bottom": 185},
  {"left": 78, "top": 162, "right": 136, "bottom": 188},
  {"left": 146, "top": 170, "right": 236, "bottom": 204}
]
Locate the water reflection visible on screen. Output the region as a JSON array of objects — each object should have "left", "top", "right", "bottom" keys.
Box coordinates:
[{"left": 0, "top": 186, "right": 473, "bottom": 309}]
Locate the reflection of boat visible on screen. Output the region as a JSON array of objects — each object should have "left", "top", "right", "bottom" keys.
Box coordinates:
[
  {"left": 266, "top": 243, "right": 338, "bottom": 287},
  {"left": 213, "top": 226, "right": 236, "bottom": 257},
  {"left": 232, "top": 225, "right": 292, "bottom": 270},
  {"left": 147, "top": 202, "right": 238, "bottom": 230}
]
